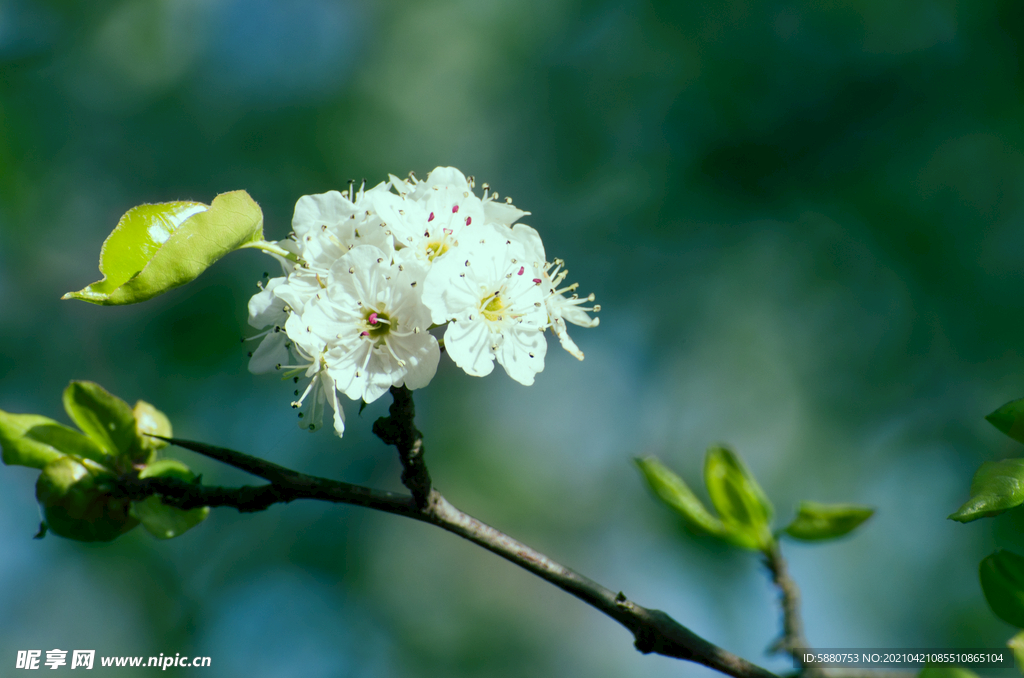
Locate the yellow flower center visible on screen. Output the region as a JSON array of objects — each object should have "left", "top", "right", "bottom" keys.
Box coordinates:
[
  {"left": 481, "top": 293, "right": 505, "bottom": 322},
  {"left": 425, "top": 240, "right": 450, "bottom": 261}
]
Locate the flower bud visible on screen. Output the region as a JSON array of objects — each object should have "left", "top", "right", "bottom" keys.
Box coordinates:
[
  {"left": 133, "top": 400, "right": 172, "bottom": 456},
  {"left": 35, "top": 457, "right": 138, "bottom": 542}
]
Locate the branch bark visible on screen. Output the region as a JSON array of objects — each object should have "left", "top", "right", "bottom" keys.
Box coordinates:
[
  {"left": 120, "top": 388, "right": 778, "bottom": 678},
  {"left": 764, "top": 540, "right": 810, "bottom": 668}
]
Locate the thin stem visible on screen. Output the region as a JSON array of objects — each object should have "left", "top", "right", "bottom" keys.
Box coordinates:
[
  {"left": 238, "top": 239, "right": 301, "bottom": 264},
  {"left": 764, "top": 540, "right": 811, "bottom": 671}
]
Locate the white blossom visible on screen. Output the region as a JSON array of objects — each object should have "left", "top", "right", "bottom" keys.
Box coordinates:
[
  {"left": 245, "top": 167, "right": 597, "bottom": 436},
  {"left": 279, "top": 311, "right": 347, "bottom": 437},
  {"left": 276, "top": 183, "right": 392, "bottom": 315},
  {"left": 370, "top": 167, "right": 484, "bottom": 267},
  {"left": 502, "top": 221, "right": 599, "bottom": 360},
  {"left": 318, "top": 246, "right": 439, "bottom": 403},
  {"left": 422, "top": 223, "right": 548, "bottom": 385}
]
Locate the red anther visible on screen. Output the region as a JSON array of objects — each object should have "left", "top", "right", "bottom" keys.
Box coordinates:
[
  {"left": 428, "top": 212, "right": 435, "bottom": 222},
  {"left": 533, "top": 278, "right": 542, "bottom": 284},
  {"left": 518, "top": 266, "right": 525, "bottom": 275},
  {"left": 465, "top": 216, "right": 472, "bottom": 225},
  {"left": 452, "top": 205, "right": 459, "bottom": 213},
  {"left": 368, "top": 312, "right": 379, "bottom": 324},
  {"left": 360, "top": 331, "right": 369, "bottom": 337}
]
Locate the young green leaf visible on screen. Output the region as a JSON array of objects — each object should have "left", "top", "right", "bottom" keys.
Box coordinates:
[
  {"left": 948, "top": 459, "right": 1024, "bottom": 523},
  {"left": 704, "top": 446, "right": 774, "bottom": 551},
  {"left": 634, "top": 456, "right": 727, "bottom": 537},
  {"left": 133, "top": 400, "right": 172, "bottom": 454},
  {"left": 62, "top": 381, "right": 139, "bottom": 458},
  {"left": 979, "top": 550, "right": 1024, "bottom": 628},
  {"left": 131, "top": 459, "right": 209, "bottom": 539},
  {"left": 0, "top": 411, "right": 70, "bottom": 469},
  {"left": 24, "top": 423, "right": 112, "bottom": 465},
  {"left": 782, "top": 501, "right": 875, "bottom": 542},
  {"left": 63, "top": 190, "right": 264, "bottom": 305},
  {"left": 0, "top": 410, "right": 110, "bottom": 469},
  {"left": 987, "top": 397, "right": 1024, "bottom": 444}
]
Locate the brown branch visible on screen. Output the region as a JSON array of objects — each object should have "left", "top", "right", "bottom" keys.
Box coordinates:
[
  {"left": 420, "top": 490, "right": 774, "bottom": 675},
  {"left": 118, "top": 471, "right": 419, "bottom": 517},
  {"left": 371, "top": 386, "right": 431, "bottom": 507},
  {"left": 764, "top": 540, "right": 812, "bottom": 673},
  {"left": 126, "top": 390, "right": 778, "bottom": 678}
]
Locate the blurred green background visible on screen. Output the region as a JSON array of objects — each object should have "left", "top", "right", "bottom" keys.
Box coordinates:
[{"left": 2, "top": 0, "right": 1024, "bottom": 675}]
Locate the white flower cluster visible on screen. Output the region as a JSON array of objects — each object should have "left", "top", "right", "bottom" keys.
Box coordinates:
[{"left": 246, "top": 167, "right": 599, "bottom": 436}]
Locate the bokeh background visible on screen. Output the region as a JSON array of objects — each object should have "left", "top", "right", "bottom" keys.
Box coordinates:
[{"left": 2, "top": 0, "right": 1024, "bottom": 675}]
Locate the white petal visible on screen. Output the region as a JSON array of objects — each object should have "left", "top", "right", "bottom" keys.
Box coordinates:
[
  {"left": 248, "top": 331, "right": 290, "bottom": 374},
  {"left": 362, "top": 354, "right": 395, "bottom": 403},
  {"left": 388, "top": 174, "right": 412, "bottom": 196},
  {"left": 274, "top": 272, "right": 320, "bottom": 315},
  {"left": 444, "top": 318, "right": 495, "bottom": 377},
  {"left": 292, "top": 191, "right": 356, "bottom": 237},
  {"left": 423, "top": 166, "right": 471, "bottom": 191},
  {"left": 484, "top": 200, "right": 530, "bottom": 228},
  {"left": 319, "top": 371, "right": 346, "bottom": 437},
  {"left": 560, "top": 305, "right": 600, "bottom": 328},
  {"left": 247, "top": 277, "right": 288, "bottom": 329},
  {"left": 551, "top": 316, "right": 584, "bottom": 361},
  {"left": 421, "top": 251, "right": 476, "bottom": 324},
  {"left": 284, "top": 312, "right": 325, "bottom": 359},
  {"left": 510, "top": 223, "right": 545, "bottom": 263},
  {"left": 364, "top": 191, "right": 422, "bottom": 244},
  {"left": 390, "top": 333, "right": 440, "bottom": 390},
  {"left": 328, "top": 342, "right": 373, "bottom": 401},
  {"left": 495, "top": 324, "right": 547, "bottom": 385},
  {"left": 304, "top": 373, "right": 326, "bottom": 432}
]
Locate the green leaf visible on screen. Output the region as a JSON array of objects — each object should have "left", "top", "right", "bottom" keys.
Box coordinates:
[
  {"left": 634, "top": 457, "right": 727, "bottom": 537},
  {"left": 782, "top": 501, "right": 875, "bottom": 541},
  {"left": 132, "top": 459, "right": 209, "bottom": 539},
  {"left": 918, "top": 668, "right": 980, "bottom": 678},
  {"left": 0, "top": 410, "right": 109, "bottom": 469},
  {"left": 1008, "top": 631, "right": 1024, "bottom": 675},
  {"left": 63, "top": 190, "right": 264, "bottom": 305},
  {"left": 987, "top": 398, "right": 1024, "bottom": 444},
  {"left": 948, "top": 459, "right": 1024, "bottom": 523},
  {"left": 704, "top": 445, "right": 774, "bottom": 551},
  {"left": 133, "top": 400, "right": 172, "bottom": 455},
  {"left": 25, "top": 423, "right": 112, "bottom": 465},
  {"left": 980, "top": 550, "right": 1024, "bottom": 628},
  {"left": 62, "top": 381, "right": 138, "bottom": 457},
  {"left": 36, "top": 456, "right": 138, "bottom": 542},
  {"left": 0, "top": 411, "right": 69, "bottom": 469},
  {"left": 138, "top": 458, "right": 195, "bottom": 481}
]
